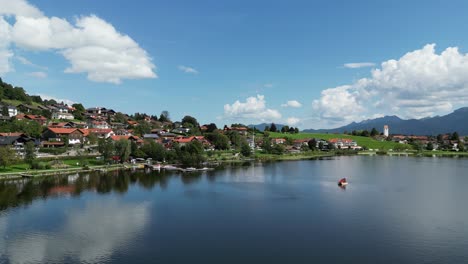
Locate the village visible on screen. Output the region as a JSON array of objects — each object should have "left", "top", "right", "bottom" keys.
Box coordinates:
[{"left": 1, "top": 98, "right": 466, "bottom": 171}]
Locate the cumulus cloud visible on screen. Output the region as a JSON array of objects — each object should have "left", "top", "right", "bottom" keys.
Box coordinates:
[
  {"left": 28, "top": 71, "right": 47, "bottom": 78},
  {"left": 38, "top": 94, "right": 75, "bottom": 105},
  {"left": 0, "top": 0, "right": 43, "bottom": 18},
  {"left": 343, "top": 62, "right": 375, "bottom": 69},
  {"left": 224, "top": 94, "right": 281, "bottom": 121},
  {"left": 0, "top": 16, "right": 13, "bottom": 75},
  {"left": 313, "top": 44, "right": 468, "bottom": 127},
  {"left": 286, "top": 117, "right": 300, "bottom": 126},
  {"left": 178, "top": 65, "right": 198, "bottom": 74},
  {"left": 17, "top": 56, "right": 48, "bottom": 70},
  {"left": 281, "top": 100, "right": 302, "bottom": 108},
  {"left": 0, "top": 0, "right": 156, "bottom": 83}
]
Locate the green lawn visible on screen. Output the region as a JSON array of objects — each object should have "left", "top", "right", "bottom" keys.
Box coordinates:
[
  {"left": 2, "top": 99, "right": 42, "bottom": 107},
  {"left": 0, "top": 163, "right": 30, "bottom": 173},
  {"left": 268, "top": 132, "right": 411, "bottom": 150},
  {"left": 0, "top": 158, "right": 101, "bottom": 174}
]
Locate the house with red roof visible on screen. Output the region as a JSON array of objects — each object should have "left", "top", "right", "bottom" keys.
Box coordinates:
[
  {"left": 16, "top": 114, "right": 48, "bottom": 125},
  {"left": 89, "top": 128, "right": 115, "bottom": 139},
  {"left": 42, "top": 127, "right": 85, "bottom": 146}
]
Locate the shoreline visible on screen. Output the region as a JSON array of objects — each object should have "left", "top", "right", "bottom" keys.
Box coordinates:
[{"left": 1, "top": 151, "right": 467, "bottom": 180}]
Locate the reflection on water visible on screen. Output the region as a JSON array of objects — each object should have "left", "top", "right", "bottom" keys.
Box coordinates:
[
  {"left": 0, "top": 199, "right": 149, "bottom": 263},
  {"left": 0, "top": 157, "right": 467, "bottom": 264}
]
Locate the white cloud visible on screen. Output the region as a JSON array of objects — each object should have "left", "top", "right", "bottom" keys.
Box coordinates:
[
  {"left": 178, "top": 65, "right": 198, "bottom": 74},
  {"left": 224, "top": 94, "right": 281, "bottom": 121},
  {"left": 28, "top": 71, "right": 47, "bottom": 78},
  {"left": 286, "top": 117, "right": 300, "bottom": 126},
  {"left": 0, "top": 16, "right": 13, "bottom": 75},
  {"left": 343, "top": 62, "right": 375, "bottom": 69},
  {"left": 38, "top": 94, "right": 75, "bottom": 105},
  {"left": 281, "top": 100, "right": 302, "bottom": 108},
  {"left": 16, "top": 55, "right": 48, "bottom": 70},
  {"left": 312, "top": 44, "right": 468, "bottom": 128},
  {"left": 263, "top": 83, "right": 273, "bottom": 88},
  {"left": 0, "top": 0, "right": 43, "bottom": 18},
  {"left": 0, "top": 0, "right": 156, "bottom": 84}
]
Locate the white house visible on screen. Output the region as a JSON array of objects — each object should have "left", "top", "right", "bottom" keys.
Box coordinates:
[
  {"left": 0, "top": 104, "right": 18, "bottom": 117},
  {"left": 52, "top": 112, "right": 75, "bottom": 120}
]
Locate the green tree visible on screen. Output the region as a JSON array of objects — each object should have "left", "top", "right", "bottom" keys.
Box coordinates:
[
  {"left": 308, "top": 139, "right": 317, "bottom": 150},
  {"left": 426, "top": 142, "right": 434, "bottom": 151},
  {"left": 24, "top": 141, "right": 36, "bottom": 167},
  {"left": 176, "top": 140, "right": 205, "bottom": 167},
  {"left": 451, "top": 132, "right": 460, "bottom": 141},
  {"left": 1, "top": 105, "right": 8, "bottom": 116},
  {"left": 72, "top": 103, "right": 85, "bottom": 112},
  {"left": 361, "top": 130, "right": 370, "bottom": 137},
  {"left": 241, "top": 142, "right": 251, "bottom": 157},
  {"left": 370, "top": 128, "right": 379, "bottom": 137},
  {"left": 270, "top": 123, "right": 277, "bottom": 132},
  {"left": 159, "top": 110, "right": 170, "bottom": 122},
  {"left": 294, "top": 127, "right": 299, "bottom": 134},
  {"left": 181, "top": 115, "right": 199, "bottom": 127},
  {"left": 458, "top": 141, "right": 465, "bottom": 152},
  {"left": 114, "top": 139, "right": 131, "bottom": 163},
  {"left": 205, "top": 123, "right": 218, "bottom": 133},
  {"left": 87, "top": 133, "right": 98, "bottom": 145},
  {"left": 141, "top": 140, "right": 166, "bottom": 161},
  {"left": 261, "top": 137, "right": 272, "bottom": 153},
  {"left": 10, "top": 119, "right": 42, "bottom": 138},
  {"left": 206, "top": 132, "right": 230, "bottom": 150},
  {"left": 98, "top": 138, "right": 114, "bottom": 161},
  {"left": 0, "top": 147, "right": 17, "bottom": 168},
  {"left": 133, "top": 121, "right": 151, "bottom": 136}
]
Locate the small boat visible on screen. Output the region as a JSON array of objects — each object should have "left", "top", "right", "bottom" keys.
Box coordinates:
[
  {"left": 338, "top": 178, "right": 348, "bottom": 186},
  {"left": 184, "top": 167, "right": 197, "bottom": 172},
  {"left": 163, "top": 165, "right": 178, "bottom": 170}
]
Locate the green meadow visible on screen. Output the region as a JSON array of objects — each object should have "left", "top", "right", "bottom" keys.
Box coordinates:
[{"left": 268, "top": 132, "right": 411, "bottom": 150}]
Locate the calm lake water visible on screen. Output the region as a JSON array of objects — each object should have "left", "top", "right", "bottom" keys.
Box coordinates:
[{"left": 1, "top": 156, "right": 468, "bottom": 264}]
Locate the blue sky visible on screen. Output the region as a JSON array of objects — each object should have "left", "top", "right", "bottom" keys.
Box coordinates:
[{"left": 2, "top": 0, "right": 468, "bottom": 129}]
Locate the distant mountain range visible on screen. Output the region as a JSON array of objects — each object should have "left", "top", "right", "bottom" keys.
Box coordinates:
[{"left": 302, "top": 107, "right": 468, "bottom": 135}]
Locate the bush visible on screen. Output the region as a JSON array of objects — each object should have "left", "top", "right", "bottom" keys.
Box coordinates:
[
  {"left": 31, "top": 161, "right": 50, "bottom": 170},
  {"left": 39, "top": 147, "right": 67, "bottom": 155}
]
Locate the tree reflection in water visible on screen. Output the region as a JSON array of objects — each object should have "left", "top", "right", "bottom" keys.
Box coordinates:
[{"left": 0, "top": 169, "right": 172, "bottom": 211}]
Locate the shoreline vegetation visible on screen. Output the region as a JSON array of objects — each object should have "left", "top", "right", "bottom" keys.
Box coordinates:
[{"left": 1, "top": 149, "right": 467, "bottom": 180}]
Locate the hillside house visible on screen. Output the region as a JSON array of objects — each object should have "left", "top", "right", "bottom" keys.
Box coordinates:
[
  {"left": 88, "top": 128, "right": 115, "bottom": 139},
  {"left": 0, "top": 103, "right": 17, "bottom": 117},
  {"left": 328, "top": 138, "right": 359, "bottom": 149},
  {"left": 16, "top": 114, "right": 47, "bottom": 125},
  {"left": 0, "top": 134, "right": 38, "bottom": 155},
  {"left": 42, "top": 128, "right": 84, "bottom": 145}
]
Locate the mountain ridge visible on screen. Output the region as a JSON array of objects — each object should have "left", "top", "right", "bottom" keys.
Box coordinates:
[{"left": 303, "top": 107, "right": 468, "bottom": 135}]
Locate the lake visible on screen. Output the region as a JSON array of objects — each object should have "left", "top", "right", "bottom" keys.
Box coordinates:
[{"left": 1, "top": 156, "right": 467, "bottom": 263}]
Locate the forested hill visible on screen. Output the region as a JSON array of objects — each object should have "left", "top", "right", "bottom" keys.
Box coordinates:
[{"left": 0, "top": 78, "right": 44, "bottom": 105}]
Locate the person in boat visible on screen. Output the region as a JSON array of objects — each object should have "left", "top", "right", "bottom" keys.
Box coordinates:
[{"left": 338, "top": 177, "right": 347, "bottom": 186}]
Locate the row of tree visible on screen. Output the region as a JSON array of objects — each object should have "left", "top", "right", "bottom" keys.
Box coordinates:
[{"left": 264, "top": 123, "right": 299, "bottom": 133}]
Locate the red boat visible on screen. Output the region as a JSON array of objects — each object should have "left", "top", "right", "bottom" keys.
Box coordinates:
[{"left": 338, "top": 178, "right": 348, "bottom": 186}]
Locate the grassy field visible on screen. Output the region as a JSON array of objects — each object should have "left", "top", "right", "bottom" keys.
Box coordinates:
[
  {"left": 268, "top": 132, "right": 411, "bottom": 150},
  {"left": 0, "top": 158, "right": 100, "bottom": 174},
  {"left": 1, "top": 99, "right": 42, "bottom": 107}
]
